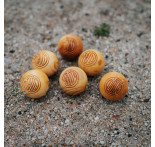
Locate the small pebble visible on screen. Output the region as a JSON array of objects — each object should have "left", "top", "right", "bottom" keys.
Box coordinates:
[
  {"left": 65, "top": 119, "right": 70, "bottom": 124},
  {"left": 95, "top": 116, "right": 99, "bottom": 121},
  {"left": 129, "top": 118, "right": 132, "bottom": 121},
  {"left": 137, "top": 32, "right": 143, "bottom": 37},
  {"left": 105, "top": 55, "right": 109, "bottom": 58},
  {"left": 81, "top": 28, "right": 87, "bottom": 32},
  {"left": 116, "top": 39, "right": 120, "bottom": 42},
  {"left": 145, "top": 123, "right": 148, "bottom": 126},
  {"left": 143, "top": 99, "right": 149, "bottom": 102},
  {"left": 100, "top": 141, "right": 104, "bottom": 145},
  {"left": 128, "top": 134, "right": 132, "bottom": 137},
  {"left": 60, "top": 5, "right": 64, "bottom": 9},
  {"left": 9, "top": 50, "right": 15, "bottom": 53},
  {"left": 18, "top": 111, "right": 22, "bottom": 115}
]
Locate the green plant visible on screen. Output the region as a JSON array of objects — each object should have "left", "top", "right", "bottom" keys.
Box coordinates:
[{"left": 93, "top": 23, "right": 110, "bottom": 37}]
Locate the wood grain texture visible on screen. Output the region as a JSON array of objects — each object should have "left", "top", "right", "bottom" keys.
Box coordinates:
[
  {"left": 99, "top": 72, "right": 128, "bottom": 101},
  {"left": 58, "top": 34, "right": 83, "bottom": 60},
  {"left": 20, "top": 70, "right": 49, "bottom": 98},
  {"left": 32, "top": 50, "right": 59, "bottom": 77},
  {"left": 78, "top": 49, "right": 105, "bottom": 76},
  {"left": 59, "top": 67, "right": 88, "bottom": 95}
]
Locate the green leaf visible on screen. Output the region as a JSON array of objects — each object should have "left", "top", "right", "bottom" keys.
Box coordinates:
[{"left": 93, "top": 23, "right": 110, "bottom": 37}]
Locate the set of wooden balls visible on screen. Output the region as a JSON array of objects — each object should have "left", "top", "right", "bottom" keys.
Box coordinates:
[{"left": 20, "top": 34, "right": 128, "bottom": 101}]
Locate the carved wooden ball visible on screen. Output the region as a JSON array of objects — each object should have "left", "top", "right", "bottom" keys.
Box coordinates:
[
  {"left": 58, "top": 34, "right": 83, "bottom": 60},
  {"left": 20, "top": 70, "right": 49, "bottom": 99},
  {"left": 78, "top": 49, "right": 105, "bottom": 76},
  {"left": 99, "top": 72, "right": 128, "bottom": 101},
  {"left": 59, "top": 67, "right": 88, "bottom": 95},
  {"left": 32, "top": 50, "right": 59, "bottom": 77}
]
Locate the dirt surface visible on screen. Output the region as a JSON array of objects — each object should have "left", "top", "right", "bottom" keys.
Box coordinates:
[{"left": 4, "top": 0, "right": 151, "bottom": 146}]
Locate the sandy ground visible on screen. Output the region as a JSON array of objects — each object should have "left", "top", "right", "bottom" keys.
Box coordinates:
[{"left": 4, "top": 0, "right": 151, "bottom": 146}]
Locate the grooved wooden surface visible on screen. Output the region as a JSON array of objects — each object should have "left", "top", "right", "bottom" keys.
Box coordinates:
[
  {"left": 59, "top": 67, "right": 88, "bottom": 95},
  {"left": 78, "top": 49, "right": 105, "bottom": 76},
  {"left": 20, "top": 70, "right": 49, "bottom": 98},
  {"left": 99, "top": 72, "right": 128, "bottom": 101},
  {"left": 58, "top": 34, "right": 83, "bottom": 60},
  {"left": 32, "top": 50, "right": 59, "bottom": 77}
]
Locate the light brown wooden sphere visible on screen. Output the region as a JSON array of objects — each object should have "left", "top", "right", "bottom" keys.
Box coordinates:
[
  {"left": 78, "top": 49, "right": 105, "bottom": 76},
  {"left": 20, "top": 70, "right": 49, "bottom": 99},
  {"left": 59, "top": 67, "right": 88, "bottom": 95},
  {"left": 99, "top": 72, "right": 128, "bottom": 101},
  {"left": 58, "top": 34, "right": 83, "bottom": 60},
  {"left": 32, "top": 50, "right": 59, "bottom": 77}
]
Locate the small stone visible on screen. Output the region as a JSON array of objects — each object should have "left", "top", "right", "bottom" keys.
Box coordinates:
[
  {"left": 9, "top": 50, "right": 15, "bottom": 53},
  {"left": 128, "top": 134, "right": 132, "bottom": 137},
  {"left": 143, "top": 99, "right": 149, "bottom": 102},
  {"left": 95, "top": 116, "right": 99, "bottom": 121},
  {"left": 114, "top": 130, "right": 117, "bottom": 133},
  {"left": 145, "top": 122, "right": 148, "bottom": 126},
  {"left": 105, "top": 55, "right": 109, "bottom": 58},
  {"left": 82, "top": 28, "right": 87, "bottom": 32},
  {"left": 100, "top": 141, "right": 104, "bottom": 145},
  {"left": 65, "top": 119, "right": 70, "bottom": 124},
  {"left": 125, "top": 53, "right": 129, "bottom": 56},
  {"left": 53, "top": 126, "right": 57, "bottom": 131},
  {"left": 11, "top": 66, "right": 19, "bottom": 72},
  {"left": 116, "top": 39, "right": 120, "bottom": 42},
  {"left": 60, "top": 5, "right": 64, "bottom": 9},
  {"left": 18, "top": 111, "right": 22, "bottom": 115},
  {"left": 137, "top": 32, "right": 143, "bottom": 37},
  {"left": 91, "top": 134, "right": 97, "bottom": 137},
  {"left": 129, "top": 118, "right": 132, "bottom": 121}
]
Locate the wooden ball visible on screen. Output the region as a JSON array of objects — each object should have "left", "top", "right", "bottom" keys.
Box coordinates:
[
  {"left": 78, "top": 49, "right": 105, "bottom": 76},
  {"left": 99, "top": 72, "right": 128, "bottom": 101},
  {"left": 58, "top": 34, "right": 83, "bottom": 60},
  {"left": 59, "top": 67, "right": 88, "bottom": 95},
  {"left": 32, "top": 50, "right": 59, "bottom": 77},
  {"left": 20, "top": 70, "right": 49, "bottom": 99}
]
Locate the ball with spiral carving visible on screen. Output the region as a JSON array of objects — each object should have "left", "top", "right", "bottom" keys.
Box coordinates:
[
  {"left": 20, "top": 70, "right": 49, "bottom": 98},
  {"left": 32, "top": 50, "right": 59, "bottom": 77},
  {"left": 59, "top": 67, "right": 88, "bottom": 95},
  {"left": 99, "top": 72, "right": 128, "bottom": 101},
  {"left": 78, "top": 49, "right": 105, "bottom": 76},
  {"left": 58, "top": 34, "right": 83, "bottom": 60}
]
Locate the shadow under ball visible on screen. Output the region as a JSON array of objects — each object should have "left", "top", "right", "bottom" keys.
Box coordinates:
[
  {"left": 78, "top": 49, "right": 105, "bottom": 76},
  {"left": 32, "top": 50, "right": 59, "bottom": 77},
  {"left": 58, "top": 34, "right": 83, "bottom": 60},
  {"left": 99, "top": 72, "right": 128, "bottom": 101},
  {"left": 59, "top": 67, "right": 88, "bottom": 95},
  {"left": 20, "top": 70, "right": 49, "bottom": 98}
]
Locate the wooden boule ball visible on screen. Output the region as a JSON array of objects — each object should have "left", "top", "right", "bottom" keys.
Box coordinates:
[
  {"left": 20, "top": 70, "right": 49, "bottom": 99},
  {"left": 99, "top": 72, "right": 128, "bottom": 101},
  {"left": 59, "top": 67, "right": 88, "bottom": 95},
  {"left": 58, "top": 34, "right": 83, "bottom": 60},
  {"left": 32, "top": 50, "right": 59, "bottom": 77},
  {"left": 78, "top": 49, "right": 105, "bottom": 76}
]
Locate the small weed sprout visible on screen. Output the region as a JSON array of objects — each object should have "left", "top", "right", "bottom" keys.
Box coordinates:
[{"left": 93, "top": 23, "right": 110, "bottom": 37}]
